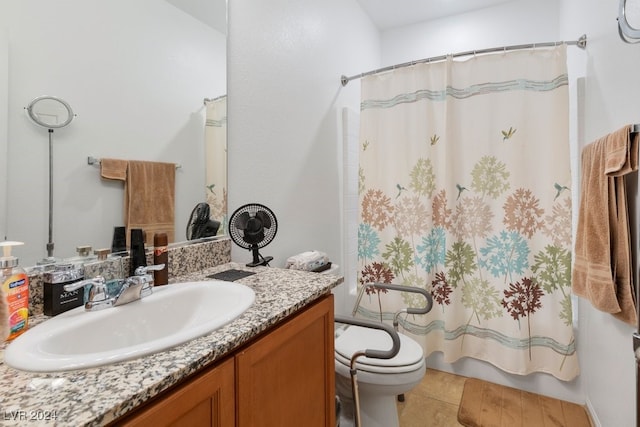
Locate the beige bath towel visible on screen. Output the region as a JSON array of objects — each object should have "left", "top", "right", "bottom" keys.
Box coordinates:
[
  {"left": 101, "top": 159, "right": 176, "bottom": 247},
  {"left": 572, "top": 125, "right": 638, "bottom": 326}
]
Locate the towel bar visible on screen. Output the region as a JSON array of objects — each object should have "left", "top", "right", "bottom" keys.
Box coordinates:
[{"left": 87, "top": 156, "right": 181, "bottom": 169}]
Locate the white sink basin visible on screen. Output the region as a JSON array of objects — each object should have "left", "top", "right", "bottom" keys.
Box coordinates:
[{"left": 4, "top": 280, "right": 255, "bottom": 372}]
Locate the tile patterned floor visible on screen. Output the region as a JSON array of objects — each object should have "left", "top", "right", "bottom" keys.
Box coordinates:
[{"left": 397, "top": 368, "right": 467, "bottom": 427}]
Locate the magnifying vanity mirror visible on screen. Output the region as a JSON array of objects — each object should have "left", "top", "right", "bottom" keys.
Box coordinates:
[
  {"left": 618, "top": 0, "right": 640, "bottom": 42},
  {"left": 1, "top": 0, "right": 227, "bottom": 267},
  {"left": 26, "top": 96, "right": 75, "bottom": 129},
  {"left": 25, "top": 96, "right": 76, "bottom": 264}
]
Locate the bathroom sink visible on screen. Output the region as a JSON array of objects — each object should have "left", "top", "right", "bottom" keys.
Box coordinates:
[{"left": 4, "top": 280, "right": 255, "bottom": 372}]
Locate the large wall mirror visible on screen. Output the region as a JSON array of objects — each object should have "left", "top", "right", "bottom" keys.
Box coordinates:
[{"left": 1, "top": 0, "right": 227, "bottom": 267}]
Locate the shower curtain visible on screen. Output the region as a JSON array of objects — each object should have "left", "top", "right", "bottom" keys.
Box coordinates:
[
  {"left": 204, "top": 96, "right": 228, "bottom": 235},
  {"left": 356, "top": 45, "right": 578, "bottom": 380}
]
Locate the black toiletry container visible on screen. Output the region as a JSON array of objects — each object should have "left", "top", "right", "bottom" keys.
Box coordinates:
[{"left": 43, "top": 263, "right": 85, "bottom": 316}]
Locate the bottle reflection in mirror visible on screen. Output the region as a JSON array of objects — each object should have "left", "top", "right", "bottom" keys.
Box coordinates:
[
  {"left": 111, "top": 226, "right": 127, "bottom": 256},
  {"left": 129, "top": 229, "right": 146, "bottom": 276},
  {"left": 153, "top": 233, "right": 168, "bottom": 286}
]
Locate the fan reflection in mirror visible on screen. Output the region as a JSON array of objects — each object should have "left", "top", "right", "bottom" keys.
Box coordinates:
[
  {"left": 186, "top": 203, "right": 221, "bottom": 240},
  {"left": 228, "top": 204, "right": 278, "bottom": 267}
]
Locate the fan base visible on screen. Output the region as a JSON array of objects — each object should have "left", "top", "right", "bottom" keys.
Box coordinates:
[{"left": 247, "top": 256, "right": 273, "bottom": 268}]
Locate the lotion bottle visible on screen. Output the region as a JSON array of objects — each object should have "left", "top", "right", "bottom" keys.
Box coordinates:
[
  {"left": 0, "top": 241, "right": 29, "bottom": 341},
  {"left": 0, "top": 286, "right": 9, "bottom": 341}
]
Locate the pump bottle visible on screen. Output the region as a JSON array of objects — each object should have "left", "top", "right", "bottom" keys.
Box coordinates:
[{"left": 0, "top": 241, "right": 29, "bottom": 341}]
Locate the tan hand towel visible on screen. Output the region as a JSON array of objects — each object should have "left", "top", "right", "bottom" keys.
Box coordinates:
[
  {"left": 125, "top": 160, "right": 176, "bottom": 247},
  {"left": 605, "top": 124, "right": 638, "bottom": 175},
  {"left": 100, "top": 158, "right": 128, "bottom": 181},
  {"left": 572, "top": 125, "right": 638, "bottom": 326}
]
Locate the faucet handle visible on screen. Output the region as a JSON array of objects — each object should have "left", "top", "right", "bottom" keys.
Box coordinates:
[
  {"left": 134, "top": 264, "right": 165, "bottom": 275},
  {"left": 63, "top": 276, "right": 112, "bottom": 311},
  {"left": 63, "top": 276, "right": 106, "bottom": 292},
  {"left": 128, "top": 266, "right": 164, "bottom": 300},
  {"left": 94, "top": 248, "right": 111, "bottom": 261}
]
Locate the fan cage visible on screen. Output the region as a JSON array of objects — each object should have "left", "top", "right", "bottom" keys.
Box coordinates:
[{"left": 228, "top": 203, "right": 277, "bottom": 250}]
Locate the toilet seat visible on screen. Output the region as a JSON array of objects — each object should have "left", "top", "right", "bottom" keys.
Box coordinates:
[{"left": 334, "top": 325, "right": 424, "bottom": 374}]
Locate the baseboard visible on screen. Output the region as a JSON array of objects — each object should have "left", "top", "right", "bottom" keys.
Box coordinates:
[{"left": 585, "top": 396, "right": 601, "bottom": 427}]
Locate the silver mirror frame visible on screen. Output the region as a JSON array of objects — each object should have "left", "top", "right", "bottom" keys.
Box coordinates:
[
  {"left": 618, "top": 0, "right": 640, "bottom": 43},
  {"left": 26, "top": 95, "right": 75, "bottom": 129}
]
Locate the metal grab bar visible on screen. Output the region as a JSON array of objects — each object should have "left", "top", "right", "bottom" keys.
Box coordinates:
[
  {"left": 335, "top": 315, "right": 401, "bottom": 361},
  {"left": 343, "top": 282, "right": 434, "bottom": 425},
  {"left": 349, "top": 282, "right": 434, "bottom": 408},
  {"left": 352, "top": 282, "right": 434, "bottom": 328},
  {"left": 334, "top": 315, "right": 402, "bottom": 427}
]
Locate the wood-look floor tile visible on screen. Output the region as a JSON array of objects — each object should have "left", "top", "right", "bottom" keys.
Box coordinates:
[
  {"left": 416, "top": 368, "right": 467, "bottom": 405},
  {"left": 396, "top": 369, "right": 466, "bottom": 426},
  {"left": 398, "top": 396, "right": 463, "bottom": 427}
]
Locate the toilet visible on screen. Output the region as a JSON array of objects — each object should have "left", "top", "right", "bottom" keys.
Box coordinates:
[{"left": 334, "top": 323, "right": 426, "bottom": 427}]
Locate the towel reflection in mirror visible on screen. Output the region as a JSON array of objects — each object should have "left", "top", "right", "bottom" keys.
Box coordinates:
[{"left": 100, "top": 159, "right": 176, "bottom": 247}]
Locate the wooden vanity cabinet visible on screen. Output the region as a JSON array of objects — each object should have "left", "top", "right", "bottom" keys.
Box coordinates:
[
  {"left": 117, "top": 294, "right": 335, "bottom": 427},
  {"left": 236, "top": 293, "right": 335, "bottom": 427},
  {"left": 119, "top": 357, "right": 235, "bottom": 427}
]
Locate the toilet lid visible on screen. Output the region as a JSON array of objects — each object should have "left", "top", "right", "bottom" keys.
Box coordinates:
[{"left": 334, "top": 325, "right": 424, "bottom": 373}]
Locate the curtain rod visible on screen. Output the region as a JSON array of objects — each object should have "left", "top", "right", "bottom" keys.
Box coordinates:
[{"left": 340, "top": 34, "right": 587, "bottom": 87}]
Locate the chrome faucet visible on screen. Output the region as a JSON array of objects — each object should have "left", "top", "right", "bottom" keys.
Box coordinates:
[
  {"left": 63, "top": 264, "right": 165, "bottom": 311},
  {"left": 64, "top": 275, "right": 111, "bottom": 311},
  {"left": 113, "top": 265, "right": 164, "bottom": 306}
]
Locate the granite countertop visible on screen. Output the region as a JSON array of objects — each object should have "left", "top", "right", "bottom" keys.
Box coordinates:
[{"left": 0, "top": 263, "right": 343, "bottom": 426}]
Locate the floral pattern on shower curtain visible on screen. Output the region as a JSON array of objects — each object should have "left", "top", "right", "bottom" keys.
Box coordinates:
[
  {"left": 356, "top": 45, "right": 578, "bottom": 380},
  {"left": 205, "top": 96, "right": 228, "bottom": 235}
]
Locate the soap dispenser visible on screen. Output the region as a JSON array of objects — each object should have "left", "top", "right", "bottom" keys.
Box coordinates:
[{"left": 0, "top": 241, "right": 29, "bottom": 341}]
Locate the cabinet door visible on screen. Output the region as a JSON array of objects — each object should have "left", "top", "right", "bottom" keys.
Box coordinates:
[
  {"left": 119, "top": 356, "right": 235, "bottom": 427},
  {"left": 236, "top": 294, "right": 335, "bottom": 427}
]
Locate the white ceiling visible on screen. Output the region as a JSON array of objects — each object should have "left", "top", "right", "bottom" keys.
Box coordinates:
[
  {"left": 164, "top": 0, "right": 227, "bottom": 34},
  {"left": 164, "top": 0, "right": 520, "bottom": 36},
  {"left": 357, "top": 0, "right": 518, "bottom": 30}
]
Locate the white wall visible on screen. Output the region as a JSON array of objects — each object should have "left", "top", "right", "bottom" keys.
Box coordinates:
[
  {"left": 559, "top": 1, "right": 639, "bottom": 426},
  {"left": 3, "top": 0, "right": 226, "bottom": 266},
  {"left": 380, "top": 0, "right": 561, "bottom": 66},
  {"left": 227, "top": 0, "right": 380, "bottom": 314}
]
